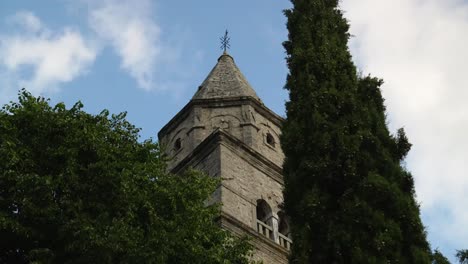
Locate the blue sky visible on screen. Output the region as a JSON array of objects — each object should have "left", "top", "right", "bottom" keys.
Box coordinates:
[{"left": 1, "top": 0, "right": 467, "bottom": 262}]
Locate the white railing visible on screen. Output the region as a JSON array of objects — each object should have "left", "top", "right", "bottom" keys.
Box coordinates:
[
  {"left": 278, "top": 233, "right": 292, "bottom": 250},
  {"left": 256, "top": 220, "right": 273, "bottom": 240}
]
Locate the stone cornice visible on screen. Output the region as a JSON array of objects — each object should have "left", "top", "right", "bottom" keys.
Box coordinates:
[
  {"left": 218, "top": 131, "right": 284, "bottom": 185},
  {"left": 170, "top": 130, "right": 222, "bottom": 174},
  {"left": 158, "top": 97, "right": 284, "bottom": 140},
  {"left": 171, "top": 129, "right": 284, "bottom": 185}
]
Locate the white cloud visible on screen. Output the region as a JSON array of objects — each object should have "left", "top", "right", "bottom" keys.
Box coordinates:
[
  {"left": 342, "top": 0, "right": 468, "bottom": 256},
  {"left": 87, "top": 0, "right": 162, "bottom": 90},
  {"left": 0, "top": 11, "right": 96, "bottom": 100}
]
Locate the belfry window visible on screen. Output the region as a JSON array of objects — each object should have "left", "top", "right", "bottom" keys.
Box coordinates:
[
  {"left": 278, "top": 212, "right": 290, "bottom": 237},
  {"left": 278, "top": 211, "right": 292, "bottom": 250},
  {"left": 266, "top": 133, "right": 275, "bottom": 147},
  {"left": 256, "top": 199, "right": 273, "bottom": 240}
]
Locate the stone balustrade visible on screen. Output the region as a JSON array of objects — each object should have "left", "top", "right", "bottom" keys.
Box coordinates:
[
  {"left": 257, "top": 219, "right": 274, "bottom": 240},
  {"left": 278, "top": 233, "right": 292, "bottom": 250},
  {"left": 257, "top": 219, "right": 292, "bottom": 250}
]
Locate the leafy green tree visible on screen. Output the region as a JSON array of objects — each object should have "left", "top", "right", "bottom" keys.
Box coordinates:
[
  {"left": 281, "top": 0, "right": 432, "bottom": 262},
  {"left": 0, "top": 90, "right": 252, "bottom": 263},
  {"left": 457, "top": 249, "right": 468, "bottom": 264},
  {"left": 433, "top": 249, "right": 451, "bottom": 264}
]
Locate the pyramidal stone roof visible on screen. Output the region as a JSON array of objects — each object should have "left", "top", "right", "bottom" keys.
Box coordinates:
[{"left": 192, "top": 53, "right": 261, "bottom": 102}]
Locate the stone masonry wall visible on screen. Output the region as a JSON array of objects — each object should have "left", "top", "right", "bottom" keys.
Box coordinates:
[{"left": 219, "top": 143, "right": 284, "bottom": 228}]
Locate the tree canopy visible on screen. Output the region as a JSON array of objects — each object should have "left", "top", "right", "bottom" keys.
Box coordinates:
[
  {"left": 433, "top": 249, "right": 451, "bottom": 264},
  {"left": 281, "top": 0, "right": 431, "bottom": 262},
  {"left": 457, "top": 249, "right": 468, "bottom": 264},
  {"left": 0, "top": 90, "right": 252, "bottom": 263}
]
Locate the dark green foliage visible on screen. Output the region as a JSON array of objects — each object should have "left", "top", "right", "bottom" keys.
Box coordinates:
[
  {"left": 0, "top": 90, "right": 252, "bottom": 263},
  {"left": 433, "top": 249, "right": 451, "bottom": 264},
  {"left": 281, "top": 0, "right": 431, "bottom": 262},
  {"left": 457, "top": 249, "right": 468, "bottom": 264}
]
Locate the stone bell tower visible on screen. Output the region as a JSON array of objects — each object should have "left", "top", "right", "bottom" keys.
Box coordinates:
[{"left": 158, "top": 51, "right": 291, "bottom": 263}]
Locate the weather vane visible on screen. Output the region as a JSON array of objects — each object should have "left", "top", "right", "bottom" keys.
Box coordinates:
[{"left": 220, "top": 30, "right": 230, "bottom": 53}]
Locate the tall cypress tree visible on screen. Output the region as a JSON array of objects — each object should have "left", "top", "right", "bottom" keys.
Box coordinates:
[{"left": 281, "top": 0, "right": 432, "bottom": 263}]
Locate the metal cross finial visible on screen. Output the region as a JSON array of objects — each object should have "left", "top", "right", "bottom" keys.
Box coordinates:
[{"left": 220, "top": 30, "right": 230, "bottom": 53}]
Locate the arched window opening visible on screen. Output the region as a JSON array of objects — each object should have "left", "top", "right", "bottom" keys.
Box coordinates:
[
  {"left": 174, "top": 138, "right": 182, "bottom": 151},
  {"left": 256, "top": 199, "right": 273, "bottom": 240},
  {"left": 278, "top": 211, "right": 292, "bottom": 250},
  {"left": 278, "top": 211, "right": 290, "bottom": 238},
  {"left": 256, "top": 199, "right": 272, "bottom": 223},
  {"left": 266, "top": 133, "right": 275, "bottom": 147}
]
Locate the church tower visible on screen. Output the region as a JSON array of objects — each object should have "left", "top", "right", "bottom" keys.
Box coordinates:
[{"left": 158, "top": 52, "right": 291, "bottom": 263}]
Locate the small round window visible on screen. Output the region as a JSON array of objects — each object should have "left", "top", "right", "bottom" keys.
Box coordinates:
[
  {"left": 266, "top": 133, "right": 275, "bottom": 147},
  {"left": 174, "top": 138, "right": 182, "bottom": 151}
]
